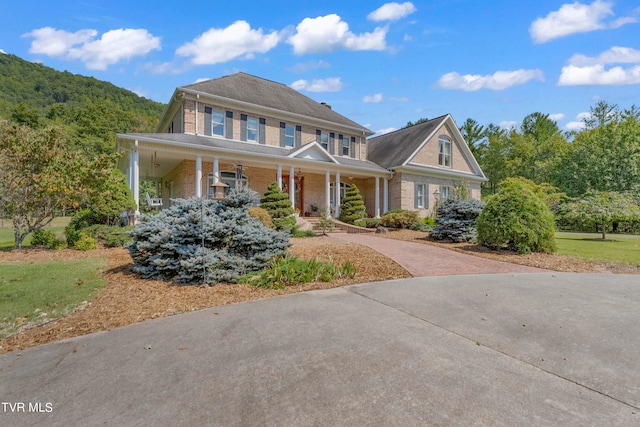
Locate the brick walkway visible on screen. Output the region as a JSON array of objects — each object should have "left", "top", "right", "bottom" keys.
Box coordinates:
[{"left": 330, "top": 233, "right": 548, "bottom": 277}]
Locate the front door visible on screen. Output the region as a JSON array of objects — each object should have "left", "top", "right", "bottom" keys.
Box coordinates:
[{"left": 282, "top": 175, "right": 304, "bottom": 213}]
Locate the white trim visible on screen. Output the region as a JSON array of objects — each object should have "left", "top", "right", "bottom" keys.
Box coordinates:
[
  {"left": 288, "top": 141, "right": 340, "bottom": 164},
  {"left": 397, "top": 164, "right": 488, "bottom": 182},
  {"left": 195, "top": 156, "right": 202, "bottom": 198}
]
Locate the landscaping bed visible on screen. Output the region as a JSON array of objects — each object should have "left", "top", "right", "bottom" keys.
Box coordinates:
[
  {"left": 0, "top": 236, "right": 410, "bottom": 354},
  {"left": 2, "top": 231, "right": 638, "bottom": 354}
]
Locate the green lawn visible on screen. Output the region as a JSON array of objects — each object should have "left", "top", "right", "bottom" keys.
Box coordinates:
[
  {"left": 0, "top": 217, "right": 71, "bottom": 250},
  {"left": 555, "top": 233, "right": 640, "bottom": 267},
  {"left": 0, "top": 257, "right": 106, "bottom": 339}
]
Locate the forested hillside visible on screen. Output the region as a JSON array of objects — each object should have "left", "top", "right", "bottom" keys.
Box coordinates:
[{"left": 0, "top": 53, "right": 166, "bottom": 155}]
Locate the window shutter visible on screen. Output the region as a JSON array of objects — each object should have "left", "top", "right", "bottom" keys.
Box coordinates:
[
  {"left": 240, "top": 114, "right": 247, "bottom": 141},
  {"left": 279, "top": 122, "right": 286, "bottom": 147},
  {"left": 259, "top": 118, "right": 266, "bottom": 145},
  {"left": 425, "top": 184, "right": 429, "bottom": 209},
  {"left": 295, "top": 126, "right": 302, "bottom": 148},
  {"left": 316, "top": 129, "right": 321, "bottom": 143},
  {"left": 225, "top": 111, "right": 233, "bottom": 139},
  {"left": 338, "top": 134, "right": 344, "bottom": 155},
  {"left": 204, "top": 107, "right": 212, "bottom": 136},
  {"left": 329, "top": 132, "right": 335, "bottom": 155},
  {"left": 351, "top": 137, "right": 356, "bottom": 158},
  {"left": 414, "top": 184, "right": 419, "bottom": 209}
]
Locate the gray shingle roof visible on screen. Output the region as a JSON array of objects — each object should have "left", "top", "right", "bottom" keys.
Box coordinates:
[
  {"left": 367, "top": 115, "right": 449, "bottom": 169},
  {"left": 181, "top": 73, "right": 372, "bottom": 134}
]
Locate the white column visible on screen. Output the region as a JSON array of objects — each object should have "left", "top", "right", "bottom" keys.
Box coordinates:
[
  {"left": 132, "top": 143, "right": 140, "bottom": 214},
  {"left": 213, "top": 157, "right": 219, "bottom": 183},
  {"left": 335, "top": 172, "right": 341, "bottom": 218},
  {"left": 277, "top": 165, "right": 283, "bottom": 189},
  {"left": 127, "top": 151, "right": 133, "bottom": 192},
  {"left": 325, "top": 171, "right": 331, "bottom": 217},
  {"left": 195, "top": 156, "right": 202, "bottom": 198},
  {"left": 375, "top": 176, "right": 381, "bottom": 218},
  {"left": 383, "top": 178, "right": 389, "bottom": 214},
  {"left": 289, "top": 166, "right": 295, "bottom": 206}
]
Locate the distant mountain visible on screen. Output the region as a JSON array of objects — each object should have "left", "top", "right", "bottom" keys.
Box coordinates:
[
  {"left": 0, "top": 53, "right": 167, "bottom": 155},
  {"left": 0, "top": 53, "right": 165, "bottom": 118}
]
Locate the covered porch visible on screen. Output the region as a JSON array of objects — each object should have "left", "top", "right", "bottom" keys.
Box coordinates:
[{"left": 117, "top": 134, "right": 391, "bottom": 219}]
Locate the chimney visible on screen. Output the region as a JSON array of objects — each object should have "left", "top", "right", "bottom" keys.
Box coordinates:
[{"left": 320, "top": 102, "right": 332, "bottom": 110}]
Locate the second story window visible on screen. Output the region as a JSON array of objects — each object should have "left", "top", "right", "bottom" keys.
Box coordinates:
[
  {"left": 212, "top": 111, "right": 225, "bottom": 136},
  {"left": 340, "top": 135, "right": 350, "bottom": 156},
  {"left": 320, "top": 131, "right": 329, "bottom": 150},
  {"left": 438, "top": 136, "right": 452, "bottom": 167},
  {"left": 285, "top": 124, "right": 294, "bottom": 147},
  {"left": 247, "top": 117, "right": 258, "bottom": 142}
]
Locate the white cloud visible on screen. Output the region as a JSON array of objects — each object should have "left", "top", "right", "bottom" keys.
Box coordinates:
[
  {"left": 568, "top": 46, "right": 640, "bottom": 66},
  {"left": 390, "top": 96, "right": 409, "bottom": 102},
  {"left": 549, "top": 113, "right": 566, "bottom": 121},
  {"left": 565, "top": 112, "right": 592, "bottom": 130},
  {"left": 499, "top": 121, "right": 517, "bottom": 130},
  {"left": 530, "top": 1, "right": 637, "bottom": 44},
  {"left": 374, "top": 127, "right": 397, "bottom": 136},
  {"left": 287, "top": 14, "right": 387, "bottom": 54},
  {"left": 23, "top": 27, "right": 160, "bottom": 70},
  {"left": 290, "top": 77, "right": 343, "bottom": 92},
  {"left": 437, "top": 69, "right": 544, "bottom": 91},
  {"left": 559, "top": 46, "right": 640, "bottom": 85},
  {"left": 363, "top": 93, "right": 383, "bottom": 103},
  {"left": 176, "top": 21, "right": 280, "bottom": 65},
  {"left": 368, "top": 2, "right": 417, "bottom": 21}
]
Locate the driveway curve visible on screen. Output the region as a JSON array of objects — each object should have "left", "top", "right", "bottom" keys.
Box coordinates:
[{"left": 330, "top": 233, "right": 547, "bottom": 276}]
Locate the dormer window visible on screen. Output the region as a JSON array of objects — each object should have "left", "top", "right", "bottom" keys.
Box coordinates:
[{"left": 438, "top": 136, "right": 452, "bottom": 167}]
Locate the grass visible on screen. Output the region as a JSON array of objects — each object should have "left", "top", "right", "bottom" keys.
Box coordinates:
[
  {"left": 555, "top": 233, "right": 640, "bottom": 267},
  {"left": 0, "top": 217, "right": 71, "bottom": 250},
  {"left": 0, "top": 257, "right": 107, "bottom": 338}
]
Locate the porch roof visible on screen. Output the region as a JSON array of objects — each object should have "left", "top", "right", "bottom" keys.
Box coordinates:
[{"left": 117, "top": 132, "right": 390, "bottom": 175}]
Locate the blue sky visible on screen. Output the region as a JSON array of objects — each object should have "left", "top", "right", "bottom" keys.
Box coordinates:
[{"left": 2, "top": 0, "right": 640, "bottom": 135}]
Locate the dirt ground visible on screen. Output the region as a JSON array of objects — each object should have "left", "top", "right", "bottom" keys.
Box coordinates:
[{"left": 1, "top": 231, "right": 637, "bottom": 355}]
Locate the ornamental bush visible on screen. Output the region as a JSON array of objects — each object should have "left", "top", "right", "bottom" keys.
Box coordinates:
[
  {"left": 339, "top": 184, "right": 367, "bottom": 224},
  {"left": 260, "top": 182, "right": 296, "bottom": 231},
  {"left": 379, "top": 210, "right": 420, "bottom": 229},
  {"left": 430, "top": 198, "right": 485, "bottom": 242},
  {"left": 128, "top": 188, "right": 290, "bottom": 285},
  {"left": 477, "top": 178, "right": 556, "bottom": 253}
]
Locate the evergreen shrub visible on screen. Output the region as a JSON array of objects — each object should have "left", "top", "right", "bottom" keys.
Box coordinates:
[
  {"left": 248, "top": 207, "right": 274, "bottom": 228},
  {"left": 31, "top": 229, "right": 57, "bottom": 247},
  {"left": 354, "top": 218, "right": 381, "bottom": 228},
  {"left": 128, "top": 188, "right": 290, "bottom": 285},
  {"left": 339, "top": 184, "right": 367, "bottom": 224},
  {"left": 74, "top": 233, "right": 98, "bottom": 251},
  {"left": 260, "top": 182, "right": 296, "bottom": 231},
  {"left": 477, "top": 178, "right": 556, "bottom": 253},
  {"left": 430, "top": 198, "right": 485, "bottom": 242},
  {"left": 380, "top": 210, "right": 420, "bottom": 229}
]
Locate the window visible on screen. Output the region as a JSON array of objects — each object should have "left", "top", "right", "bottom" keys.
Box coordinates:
[
  {"left": 440, "top": 186, "right": 451, "bottom": 200},
  {"left": 438, "top": 136, "right": 452, "bottom": 167},
  {"left": 285, "top": 124, "right": 294, "bottom": 147},
  {"left": 340, "top": 135, "right": 350, "bottom": 156},
  {"left": 415, "top": 184, "right": 427, "bottom": 209},
  {"left": 247, "top": 117, "right": 258, "bottom": 142},
  {"left": 319, "top": 131, "right": 329, "bottom": 150},
  {"left": 208, "top": 172, "right": 248, "bottom": 198},
  {"left": 212, "top": 111, "right": 225, "bottom": 136}
]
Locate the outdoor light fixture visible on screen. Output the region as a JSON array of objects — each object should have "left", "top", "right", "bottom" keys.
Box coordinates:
[
  {"left": 433, "top": 188, "right": 441, "bottom": 202},
  {"left": 201, "top": 174, "right": 228, "bottom": 285}
]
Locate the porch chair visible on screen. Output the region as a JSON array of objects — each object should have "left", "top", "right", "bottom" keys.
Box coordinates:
[{"left": 145, "top": 192, "right": 163, "bottom": 211}]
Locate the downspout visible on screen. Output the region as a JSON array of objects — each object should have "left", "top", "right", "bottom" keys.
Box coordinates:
[{"left": 195, "top": 94, "right": 199, "bottom": 135}]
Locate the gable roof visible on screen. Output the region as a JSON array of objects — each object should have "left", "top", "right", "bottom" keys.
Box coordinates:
[
  {"left": 367, "top": 115, "right": 449, "bottom": 169},
  {"left": 179, "top": 73, "right": 372, "bottom": 135},
  {"left": 367, "top": 114, "right": 485, "bottom": 178}
]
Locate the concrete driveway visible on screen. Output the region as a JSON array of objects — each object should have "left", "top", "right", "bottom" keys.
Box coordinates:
[{"left": 1, "top": 273, "right": 639, "bottom": 426}]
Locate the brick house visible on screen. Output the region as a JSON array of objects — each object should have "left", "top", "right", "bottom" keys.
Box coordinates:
[{"left": 117, "top": 73, "right": 485, "bottom": 218}]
